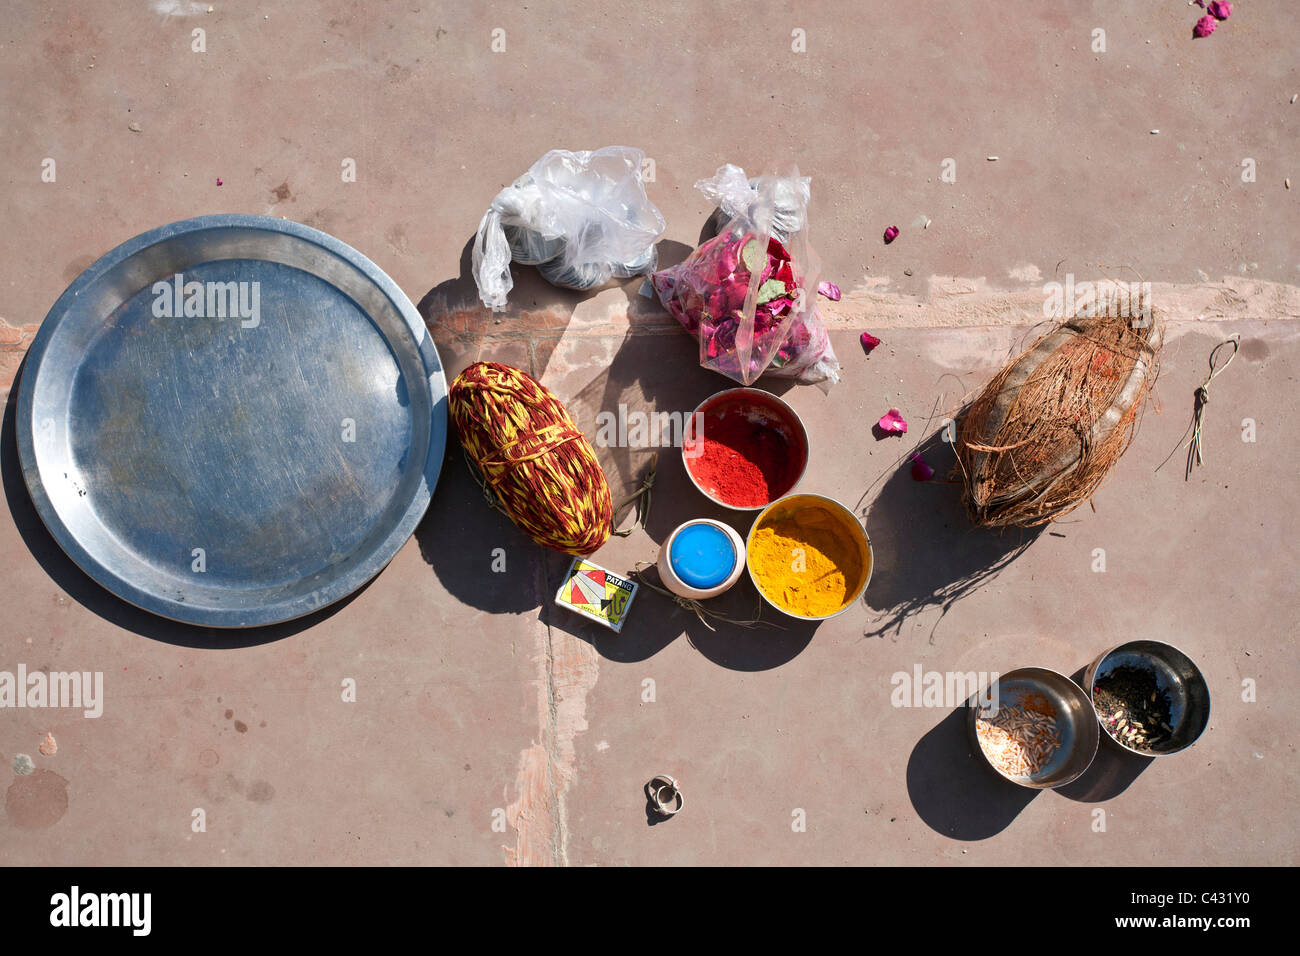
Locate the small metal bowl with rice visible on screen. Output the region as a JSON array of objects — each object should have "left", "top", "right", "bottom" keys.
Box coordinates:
[{"left": 969, "top": 667, "right": 1099, "bottom": 789}]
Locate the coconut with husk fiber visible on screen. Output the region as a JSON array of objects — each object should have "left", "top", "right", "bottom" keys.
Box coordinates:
[{"left": 955, "top": 312, "right": 1162, "bottom": 528}]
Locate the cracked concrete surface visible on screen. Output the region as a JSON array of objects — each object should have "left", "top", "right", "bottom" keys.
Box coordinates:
[{"left": 504, "top": 560, "right": 599, "bottom": 866}]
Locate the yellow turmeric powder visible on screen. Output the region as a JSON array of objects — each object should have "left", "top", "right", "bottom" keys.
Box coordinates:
[{"left": 748, "top": 504, "right": 867, "bottom": 617}]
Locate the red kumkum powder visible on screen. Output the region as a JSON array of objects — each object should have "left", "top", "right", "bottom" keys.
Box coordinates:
[{"left": 685, "top": 405, "right": 800, "bottom": 507}]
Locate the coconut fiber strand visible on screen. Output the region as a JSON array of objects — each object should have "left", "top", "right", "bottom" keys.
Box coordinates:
[
  {"left": 955, "top": 313, "right": 1162, "bottom": 528},
  {"left": 449, "top": 361, "right": 613, "bottom": 555}
]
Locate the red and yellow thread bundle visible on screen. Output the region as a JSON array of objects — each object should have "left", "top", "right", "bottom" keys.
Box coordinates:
[{"left": 449, "top": 361, "right": 612, "bottom": 555}]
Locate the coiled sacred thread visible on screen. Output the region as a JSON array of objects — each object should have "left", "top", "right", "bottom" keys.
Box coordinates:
[{"left": 449, "top": 361, "right": 613, "bottom": 555}]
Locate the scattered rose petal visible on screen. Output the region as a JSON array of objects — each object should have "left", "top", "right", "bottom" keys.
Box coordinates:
[
  {"left": 1193, "top": 15, "right": 1216, "bottom": 37},
  {"left": 817, "top": 280, "right": 841, "bottom": 301},
  {"left": 878, "top": 409, "right": 908, "bottom": 434},
  {"left": 860, "top": 331, "right": 881, "bottom": 354},
  {"left": 216, "top": 178, "right": 224, "bottom": 186},
  {"left": 909, "top": 452, "right": 934, "bottom": 482},
  {"left": 1207, "top": 1, "right": 1231, "bottom": 19},
  {"left": 883, "top": 225, "right": 900, "bottom": 244},
  {"left": 39, "top": 733, "right": 57, "bottom": 756}
]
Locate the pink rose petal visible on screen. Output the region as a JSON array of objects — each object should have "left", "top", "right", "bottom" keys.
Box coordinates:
[
  {"left": 860, "top": 331, "right": 882, "bottom": 354},
  {"left": 878, "top": 409, "right": 908, "bottom": 434},
  {"left": 909, "top": 452, "right": 934, "bottom": 482},
  {"left": 883, "top": 225, "right": 900, "bottom": 244},
  {"left": 216, "top": 178, "right": 223, "bottom": 186},
  {"left": 1193, "top": 14, "right": 1216, "bottom": 37},
  {"left": 1207, "top": 1, "right": 1231, "bottom": 20},
  {"left": 818, "top": 280, "right": 842, "bottom": 301}
]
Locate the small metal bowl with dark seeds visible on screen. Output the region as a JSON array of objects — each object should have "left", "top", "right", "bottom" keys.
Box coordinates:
[{"left": 1084, "top": 640, "right": 1211, "bottom": 756}]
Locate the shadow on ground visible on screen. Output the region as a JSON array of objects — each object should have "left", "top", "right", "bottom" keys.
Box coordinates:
[
  {"left": 859, "top": 429, "right": 1043, "bottom": 641},
  {"left": 538, "top": 320, "right": 821, "bottom": 669},
  {"left": 413, "top": 231, "right": 820, "bottom": 669},
  {"left": 541, "top": 548, "right": 817, "bottom": 670},
  {"left": 1055, "top": 665, "right": 1153, "bottom": 801},
  {"left": 413, "top": 440, "right": 547, "bottom": 615},
  {"left": 531, "top": 311, "right": 830, "bottom": 670},
  {"left": 415, "top": 234, "right": 693, "bottom": 383},
  {"left": 1055, "top": 738, "right": 1153, "bottom": 802},
  {"left": 411, "top": 234, "right": 694, "bottom": 617},
  {"left": 561, "top": 317, "right": 801, "bottom": 534},
  {"left": 906, "top": 670, "right": 1152, "bottom": 840},
  {"left": 906, "top": 706, "right": 1038, "bottom": 839},
  {"left": 1, "top": 369, "right": 352, "bottom": 649}
]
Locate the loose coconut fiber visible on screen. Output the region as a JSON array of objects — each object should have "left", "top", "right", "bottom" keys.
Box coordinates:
[{"left": 955, "top": 313, "right": 1162, "bottom": 528}]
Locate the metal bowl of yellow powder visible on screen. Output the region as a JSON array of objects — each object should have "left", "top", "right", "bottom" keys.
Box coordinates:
[{"left": 745, "top": 493, "right": 872, "bottom": 621}]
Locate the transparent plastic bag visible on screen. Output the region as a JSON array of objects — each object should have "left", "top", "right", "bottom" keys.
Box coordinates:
[
  {"left": 650, "top": 164, "right": 840, "bottom": 389},
  {"left": 472, "top": 146, "right": 666, "bottom": 312},
  {"left": 697, "top": 163, "right": 810, "bottom": 245}
]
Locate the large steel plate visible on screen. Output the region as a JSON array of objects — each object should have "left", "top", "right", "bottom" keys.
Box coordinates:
[{"left": 16, "top": 214, "right": 447, "bottom": 627}]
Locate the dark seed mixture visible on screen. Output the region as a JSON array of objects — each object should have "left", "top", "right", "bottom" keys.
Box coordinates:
[{"left": 1093, "top": 664, "right": 1174, "bottom": 751}]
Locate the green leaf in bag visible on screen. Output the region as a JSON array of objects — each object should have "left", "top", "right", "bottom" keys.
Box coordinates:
[
  {"left": 739, "top": 237, "right": 762, "bottom": 275},
  {"left": 756, "top": 278, "right": 788, "bottom": 305}
]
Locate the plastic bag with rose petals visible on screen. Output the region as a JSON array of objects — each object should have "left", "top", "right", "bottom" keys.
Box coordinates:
[{"left": 650, "top": 164, "right": 840, "bottom": 390}]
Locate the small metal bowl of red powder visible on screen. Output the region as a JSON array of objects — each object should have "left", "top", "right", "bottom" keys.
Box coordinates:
[{"left": 682, "top": 388, "right": 809, "bottom": 511}]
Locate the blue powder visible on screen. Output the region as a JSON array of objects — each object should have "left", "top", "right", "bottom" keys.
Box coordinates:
[{"left": 669, "top": 523, "right": 737, "bottom": 589}]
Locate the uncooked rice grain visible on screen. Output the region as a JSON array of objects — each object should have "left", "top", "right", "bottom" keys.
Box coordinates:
[{"left": 976, "top": 704, "right": 1062, "bottom": 777}]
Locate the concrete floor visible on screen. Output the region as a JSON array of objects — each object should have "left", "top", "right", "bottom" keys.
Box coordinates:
[{"left": 1, "top": 1, "right": 1297, "bottom": 865}]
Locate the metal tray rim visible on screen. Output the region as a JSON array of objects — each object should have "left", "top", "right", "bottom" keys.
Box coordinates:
[{"left": 16, "top": 213, "right": 447, "bottom": 629}]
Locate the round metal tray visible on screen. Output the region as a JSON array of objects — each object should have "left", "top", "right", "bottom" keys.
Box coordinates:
[{"left": 17, "top": 214, "right": 447, "bottom": 627}]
